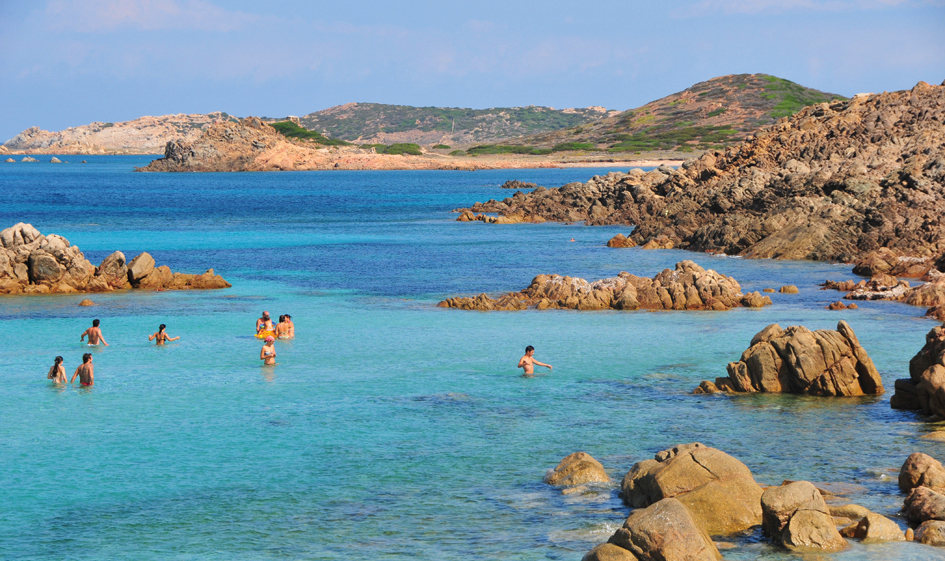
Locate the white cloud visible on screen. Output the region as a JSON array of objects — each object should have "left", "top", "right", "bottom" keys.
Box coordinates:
[{"left": 44, "top": 0, "right": 259, "bottom": 32}]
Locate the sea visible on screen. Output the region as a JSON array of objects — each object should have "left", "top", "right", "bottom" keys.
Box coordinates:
[{"left": 1, "top": 156, "right": 942, "bottom": 560}]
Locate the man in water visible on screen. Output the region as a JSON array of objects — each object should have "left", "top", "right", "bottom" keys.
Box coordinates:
[
  {"left": 70, "top": 353, "right": 94, "bottom": 386},
  {"left": 518, "top": 345, "right": 552, "bottom": 377},
  {"left": 80, "top": 319, "right": 108, "bottom": 346},
  {"left": 256, "top": 311, "right": 273, "bottom": 334}
]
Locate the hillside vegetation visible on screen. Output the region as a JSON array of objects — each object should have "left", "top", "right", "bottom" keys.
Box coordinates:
[
  {"left": 510, "top": 74, "right": 846, "bottom": 153},
  {"left": 291, "top": 103, "right": 617, "bottom": 147}
]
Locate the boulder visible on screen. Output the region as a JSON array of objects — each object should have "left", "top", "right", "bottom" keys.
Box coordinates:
[
  {"left": 137, "top": 265, "right": 173, "bottom": 289},
  {"left": 608, "top": 498, "right": 721, "bottom": 561},
  {"left": 779, "top": 285, "right": 799, "bottom": 294},
  {"left": 544, "top": 452, "right": 609, "bottom": 486},
  {"left": 761, "top": 481, "right": 847, "bottom": 551},
  {"left": 186, "top": 268, "right": 231, "bottom": 289},
  {"left": 916, "top": 520, "right": 945, "bottom": 546},
  {"left": 850, "top": 513, "right": 905, "bottom": 542},
  {"left": 4, "top": 158, "right": 13, "bottom": 163},
  {"left": 900, "top": 453, "right": 945, "bottom": 493},
  {"left": 698, "top": 321, "right": 882, "bottom": 396},
  {"left": 620, "top": 443, "right": 763, "bottom": 535},
  {"left": 50, "top": 157, "right": 61, "bottom": 163},
  {"left": 96, "top": 251, "right": 129, "bottom": 289},
  {"left": 903, "top": 486, "right": 945, "bottom": 523},
  {"left": 582, "top": 543, "right": 638, "bottom": 561},
  {"left": 607, "top": 234, "right": 637, "bottom": 248},
  {"left": 127, "top": 252, "right": 155, "bottom": 282},
  {"left": 892, "top": 326, "right": 945, "bottom": 417},
  {"left": 27, "top": 252, "right": 64, "bottom": 284},
  {"left": 78, "top": 299, "right": 94, "bottom": 306},
  {"left": 0, "top": 222, "right": 42, "bottom": 248}
]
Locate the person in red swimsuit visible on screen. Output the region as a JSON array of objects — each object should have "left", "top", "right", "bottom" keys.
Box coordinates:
[{"left": 70, "top": 353, "right": 94, "bottom": 386}]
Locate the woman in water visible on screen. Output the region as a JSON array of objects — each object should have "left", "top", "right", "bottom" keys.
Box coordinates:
[
  {"left": 149, "top": 324, "right": 180, "bottom": 345},
  {"left": 47, "top": 356, "right": 66, "bottom": 383},
  {"left": 275, "top": 315, "right": 290, "bottom": 339},
  {"left": 260, "top": 336, "right": 276, "bottom": 365}
]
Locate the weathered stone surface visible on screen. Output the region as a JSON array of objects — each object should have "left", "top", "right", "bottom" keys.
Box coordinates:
[
  {"left": 761, "top": 481, "right": 846, "bottom": 551},
  {"left": 127, "top": 252, "right": 155, "bottom": 282},
  {"left": 620, "top": 443, "right": 762, "bottom": 536},
  {"left": 582, "top": 543, "right": 638, "bottom": 561},
  {"left": 0, "top": 224, "right": 229, "bottom": 295},
  {"left": 699, "top": 321, "right": 882, "bottom": 396},
  {"left": 903, "top": 486, "right": 945, "bottom": 523},
  {"left": 607, "top": 234, "right": 636, "bottom": 248},
  {"left": 78, "top": 298, "right": 94, "bottom": 306},
  {"left": 779, "top": 285, "right": 799, "bottom": 294},
  {"left": 900, "top": 453, "right": 945, "bottom": 493},
  {"left": 916, "top": 520, "right": 945, "bottom": 546},
  {"left": 439, "top": 261, "right": 769, "bottom": 312},
  {"left": 851, "top": 513, "right": 905, "bottom": 542},
  {"left": 608, "top": 498, "right": 721, "bottom": 561},
  {"left": 893, "top": 326, "right": 945, "bottom": 417},
  {"left": 854, "top": 248, "right": 936, "bottom": 278},
  {"left": 544, "top": 452, "right": 609, "bottom": 486},
  {"left": 456, "top": 82, "right": 945, "bottom": 266}
]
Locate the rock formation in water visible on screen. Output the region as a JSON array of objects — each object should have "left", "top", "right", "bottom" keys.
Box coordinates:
[
  {"left": 457, "top": 81, "right": 945, "bottom": 266},
  {"left": 544, "top": 452, "right": 609, "bottom": 486},
  {"left": 695, "top": 320, "right": 883, "bottom": 396},
  {"left": 0, "top": 223, "right": 230, "bottom": 295},
  {"left": 891, "top": 325, "right": 945, "bottom": 417},
  {"left": 437, "top": 261, "right": 771, "bottom": 312},
  {"left": 761, "top": 481, "right": 848, "bottom": 551}
]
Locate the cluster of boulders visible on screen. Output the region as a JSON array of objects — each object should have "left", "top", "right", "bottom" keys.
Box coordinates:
[
  {"left": 891, "top": 325, "right": 945, "bottom": 418},
  {"left": 548, "top": 443, "right": 927, "bottom": 560},
  {"left": 456, "top": 82, "right": 945, "bottom": 268},
  {"left": 827, "top": 301, "right": 859, "bottom": 310},
  {"left": 437, "top": 261, "right": 771, "bottom": 312},
  {"left": 0, "top": 223, "right": 230, "bottom": 295},
  {"left": 694, "top": 321, "right": 884, "bottom": 397},
  {"left": 822, "top": 266, "right": 945, "bottom": 319},
  {"left": 900, "top": 453, "right": 945, "bottom": 545},
  {"left": 455, "top": 210, "right": 545, "bottom": 224},
  {"left": 500, "top": 180, "right": 539, "bottom": 190}
]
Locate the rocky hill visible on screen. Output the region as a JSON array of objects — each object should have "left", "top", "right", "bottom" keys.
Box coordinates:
[
  {"left": 285, "top": 103, "right": 618, "bottom": 147},
  {"left": 3, "top": 112, "right": 239, "bottom": 155},
  {"left": 459, "top": 80, "right": 945, "bottom": 265},
  {"left": 507, "top": 74, "right": 846, "bottom": 152}
]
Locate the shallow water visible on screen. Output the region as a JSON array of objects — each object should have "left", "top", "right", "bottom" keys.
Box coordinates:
[{"left": 1, "top": 157, "right": 943, "bottom": 560}]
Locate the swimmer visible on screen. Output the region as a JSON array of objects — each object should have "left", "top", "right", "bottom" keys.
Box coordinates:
[
  {"left": 47, "top": 356, "right": 66, "bottom": 383},
  {"left": 570, "top": 238, "right": 575, "bottom": 242},
  {"left": 70, "top": 353, "right": 94, "bottom": 386},
  {"left": 148, "top": 324, "right": 180, "bottom": 345},
  {"left": 518, "top": 345, "right": 552, "bottom": 377},
  {"left": 275, "top": 315, "right": 288, "bottom": 338},
  {"left": 256, "top": 311, "right": 274, "bottom": 334},
  {"left": 284, "top": 314, "right": 295, "bottom": 338},
  {"left": 260, "top": 336, "right": 276, "bottom": 365},
  {"left": 80, "top": 319, "right": 108, "bottom": 346}
]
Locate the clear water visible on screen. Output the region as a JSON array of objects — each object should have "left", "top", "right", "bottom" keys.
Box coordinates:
[{"left": 1, "top": 157, "right": 942, "bottom": 560}]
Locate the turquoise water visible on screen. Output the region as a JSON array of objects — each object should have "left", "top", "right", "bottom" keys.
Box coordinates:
[{"left": 1, "top": 157, "right": 943, "bottom": 560}]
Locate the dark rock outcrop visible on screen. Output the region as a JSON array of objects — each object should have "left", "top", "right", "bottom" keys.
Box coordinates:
[
  {"left": 455, "top": 82, "right": 945, "bottom": 265},
  {"left": 697, "top": 321, "right": 883, "bottom": 397},
  {"left": 0, "top": 223, "right": 230, "bottom": 295},
  {"left": 891, "top": 326, "right": 945, "bottom": 417},
  {"left": 438, "top": 261, "right": 771, "bottom": 312}
]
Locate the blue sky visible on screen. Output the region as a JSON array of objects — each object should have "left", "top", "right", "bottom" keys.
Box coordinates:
[{"left": 1, "top": 0, "right": 942, "bottom": 140}]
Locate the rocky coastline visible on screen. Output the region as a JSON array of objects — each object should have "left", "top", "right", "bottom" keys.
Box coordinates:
[
  {"left": 455, "top": 81, "right": 945, "bottom": 267},
  {"left": 437, "top": 261, "right": 771, "bottom": 312},
  {"left": 0, "top": 223, "right": 230, "bottom": 295},
  {"left": 544, "top": 444, "right": 945, "bottom": 558}
]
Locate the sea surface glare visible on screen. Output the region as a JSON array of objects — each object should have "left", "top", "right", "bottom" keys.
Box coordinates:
[{"left": 0, "top": 157, "right": 940, "bottom": 560}]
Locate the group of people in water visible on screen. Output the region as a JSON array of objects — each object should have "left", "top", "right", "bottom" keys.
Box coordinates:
[
  {"left": 46, "top": 311, "right": 296, "bottom": 384},
  {"left": 256, "top": 311, "right": 294, "bottom": 365}
]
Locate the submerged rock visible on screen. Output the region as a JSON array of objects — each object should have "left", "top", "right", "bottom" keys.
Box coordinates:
[
  {"left": 544, "top": 452, "right": 609, "bottom": 486},
  {"left": 698, "top": 320, "right": 883, "bottom": 396},
  {"left": 438, "top": 261, "right": 770, "bottom": 312}
]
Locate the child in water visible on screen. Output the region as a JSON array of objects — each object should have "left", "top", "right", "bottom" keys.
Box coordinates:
[
  {"left": 260, "top": 336, "right": 276, "bottom": 365},
  {"left": 47, "top": 356, "right": 66, "bottom": 383}
]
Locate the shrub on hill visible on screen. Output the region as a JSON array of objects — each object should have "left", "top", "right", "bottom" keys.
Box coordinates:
[
  {"left": 271, "top": 121, "right": 351, "bottom": 146},
  {"left": 466, "top": 144, "right": 550, "bottom": 156},
  {"left": 551, "top": 142, "right": 596, "bottom": 152},
  {"left": 432, "top": 144, "right": 451, "bottom": 150},
  {"left": 384, "top": 143, "right": 423, "bottom": 156}
]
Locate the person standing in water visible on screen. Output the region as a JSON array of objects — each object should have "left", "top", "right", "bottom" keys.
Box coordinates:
[
  {"left": 518, "top": 345, "right": 552, "bottom": 377},
  {"left": 260, "top": 336, "right": 276, "bottom": 365},
  {"left": 256, "top": 311, "right": 274, "bottom": 334},
  {"left": 47, "top": 356, "right": 66, "bottom": 383},
  {"left": 149, "top": 324, "right": 180, "bottom": 345},
  {"left": 80, "top": 319, "right": 108, "bottom": 346},
  {"left": 284, "top": 314, "right": 295, "bottom": 338},
  {"left": 70, "top": 353, "right": 94, "bottom": 386}
]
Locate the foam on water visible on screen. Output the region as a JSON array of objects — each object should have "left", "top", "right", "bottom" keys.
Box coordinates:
[{"left": 1, "top": 158, "right": 943, "bottom": 559}]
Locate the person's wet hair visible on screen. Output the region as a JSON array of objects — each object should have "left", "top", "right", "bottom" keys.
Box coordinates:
[
  {"left": 525, "top": 345, "right": 534, "bottom": 353},
  {"left": 82, "top": 353, "right": 92, "bottom": 363},
  {"left": 92, "top": 319, "right": 100, "bottom": 327},
  {"left": 159, "top": 324, "right": 166, "bottom": 331},
  {"left": 54, "top": 356, "right": 63, "bottom": 365},
  {"left": 279, "top": 315, "right": 285, "bottom": 322}
]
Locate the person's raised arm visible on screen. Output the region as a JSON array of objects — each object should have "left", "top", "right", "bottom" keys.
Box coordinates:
[
  {"left": 168, "top": 335, "right": 180, "bottom": 342},
  {"left": 533, "top": 359, "right": 552, "bottom": 370},
  {"left": 148, "top": 332, "right": 157, "bottom": 341}
]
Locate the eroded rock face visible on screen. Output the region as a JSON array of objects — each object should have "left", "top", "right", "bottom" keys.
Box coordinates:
[
  {"left": 853, "top": 248, "right": 937, "bottom": 278},
  {"left": 607, "top": 234, "right": 636, "bottom": 248},
  {"left": 620, "top": 443, "right": 763, "bottom": 536},
  {"left": 891, "top": 326, "right": 945, "bottom": 417},
  {"left": 698, "top": 321, "right": 883, "bottom": 397},
  {"left": 608, "top": 498, "right": 722, "bottom": 561},
  {"left": 761, "top": 481, "right": 847, "bottom": 551},
  {"left": 916, "top": 520, "right": 945, "bottom": 546},
  {"left": 544, "top": 452, "right": 609, "bottom": 486},
  {"left": 850, "top": 513, "right": 905, "bottom": 543},
  {"left": 903, "top": 486, "right": 945, "bottom": 523},
  {"left": 456, "top": 83, "right": 945, "bottom": 265},
  {"left": 900, "top": 453, "right": 945, "bottom": 493},
  {"left": 581, "top": 543, "right": 638, "bottom": 561},
  {"left": 0, "top": 223, "right": 230, "bottom": 295},
  {"left": 438, "top": 261, "right": 771, "bottom": 312}
]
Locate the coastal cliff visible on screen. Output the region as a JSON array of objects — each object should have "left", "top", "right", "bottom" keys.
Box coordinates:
[{"left": 459, "top": 81, "right": 945, "bottom": 264}]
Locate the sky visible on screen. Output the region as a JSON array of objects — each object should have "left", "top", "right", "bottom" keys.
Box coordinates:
[{"left": 1, "top": 0, "right": 943, "bottom": 141}]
